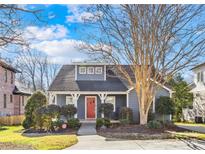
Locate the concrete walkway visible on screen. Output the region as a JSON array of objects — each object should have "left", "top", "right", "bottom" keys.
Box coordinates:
[
  {"left": 77, "top": 123, "right": 96, "bottom": 135},
  {"left": 177, "top": 125, "right": 205, "bottom": 133},
  {"left": 66, "top": 135, "right": 197, "bottom": 150}
]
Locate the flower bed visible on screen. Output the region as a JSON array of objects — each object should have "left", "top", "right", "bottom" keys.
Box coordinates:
[{"left": 98, "top": 124, "right": 190, "bottom": 140}]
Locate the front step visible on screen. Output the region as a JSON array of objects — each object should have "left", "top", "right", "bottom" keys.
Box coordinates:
[{"left": 77, "top": 123, "right": 97, "bottom": 135}]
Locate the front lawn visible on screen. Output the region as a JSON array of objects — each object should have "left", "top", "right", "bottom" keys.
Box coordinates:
[
  {"left": 172, "top": 132, "right": 205, "bottom": 140},
  {"left": 0, "top": 126, "right": 78, "bottom": 150},
  {"left": 174, "top": 122, "right": 205, "bottom": 128}
]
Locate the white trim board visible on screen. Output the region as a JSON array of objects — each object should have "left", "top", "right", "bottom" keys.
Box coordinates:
[{"left": 48, "top": 91, "right": 128, "bottom": 95}]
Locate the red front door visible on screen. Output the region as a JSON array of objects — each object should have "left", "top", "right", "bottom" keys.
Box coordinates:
[{"left": 87, "top": 97, "right": 96, "bottom": 119}]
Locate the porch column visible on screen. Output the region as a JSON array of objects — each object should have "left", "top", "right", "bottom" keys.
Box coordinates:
[
  {"left": 98, "top": 93, "right": 107, "bottom": 118},
  {"left": 126, "top": 93, "right": 129, "bottom": 107},
  {"left": 71, "top": 93, "right": 80, "bottom": 118},
  {"left": 152, "top": 96, "right": 156, "bottom": 113}
]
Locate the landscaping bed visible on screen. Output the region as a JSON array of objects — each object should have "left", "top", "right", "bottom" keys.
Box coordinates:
[
  {"left": 97, "top": 124, "right": 191, "bottom": 140},
  {"left": 22, "top": 127, "right": 77, "bottom": 137}
]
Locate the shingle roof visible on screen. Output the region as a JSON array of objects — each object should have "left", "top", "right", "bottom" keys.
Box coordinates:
[
  {"left": 48, "top": 65, "right": 128, "bottom": 91},
  {"left": 191, "top": 62, "right": 205, "bottom": 70},
  {"left": 0, "top": 60, "right": 21, "bottom": 73},
  {"left": 48, "top": 64, "right": 172, "bottom": 92}
]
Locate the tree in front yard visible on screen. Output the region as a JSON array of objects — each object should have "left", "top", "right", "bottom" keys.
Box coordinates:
[
  {"left": 99, "top": 103, "right": 114, "bottom": 119},
  {"left": 23, "top": 91, "right": 47, "bottom": 129},
  {"left": 80, "top": 5, "right": 205, "bottom": 124},
  {"left": 169, "top": 74, "right": 193, "bottom": 121},
  {"left": 156, "top": 96, "right": 174, "bottom": 123}
]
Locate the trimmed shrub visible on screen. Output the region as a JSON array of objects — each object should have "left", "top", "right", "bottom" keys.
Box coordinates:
[
  {"left": 52, "top": 119, "right": 64, "bottom": 130},
  {"left": 60, "top": 105, "right": 77, "bottom": 119},
  {"left": 147, "top": 120, "right": 162, "bottom": 129},
  {"left": 34, "top": 104, "right": 63, "bottom": 131},
  {"left": 96, "top": 118, "right": 111, "bottom": 128},
  {"left": 119, "top": 107, "right": 133, "bottom": 124},
  {"left": 67, "top": 118, "right": 80, "bottom": 129},
  {"left": 47, "top": 104, "right": 61, "bottom": 119},
  {"left": 99, "top": 103, "right": 114, "bottom": 119},
  {"left": 22, "top": 118, "right": 32, "bottom": 129},
  {"left": 104, "top": 118, "right": 111, "bottom": 128},
  {"left": 34, "top": 106, "right": 52, "bottom": 131},
  {"left": 120, "top": 119, "right": 130, "bottom": 126},
  {"left": 96, "top": 118, "right": 104, "bottom": 128},
  {"left": 24, "top": 91, "right": 47, "bottom": 129}
]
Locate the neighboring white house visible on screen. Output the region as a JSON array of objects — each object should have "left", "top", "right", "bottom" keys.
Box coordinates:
[{"left": 184, "top": 62, "right": 205, "bottom": 122}]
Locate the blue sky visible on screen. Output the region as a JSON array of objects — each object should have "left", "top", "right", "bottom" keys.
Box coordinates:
[
  {"left": 1, "top": 4, "right": 94, "bottom": 64},
  {"left": 1, "top": 4, "right": 204, "bottom": 82}
]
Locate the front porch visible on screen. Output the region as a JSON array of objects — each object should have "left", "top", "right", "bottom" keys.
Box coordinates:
[
  {"left": 48, "top": 91, "right": 128, "bottom": 120},
  {"left": 80, "top": 119, "right": 120, "bottom": 123}
]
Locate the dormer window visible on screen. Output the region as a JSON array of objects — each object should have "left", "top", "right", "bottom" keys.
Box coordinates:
[
  {"left": 79, "top": 67, "right": 86, "bottom": 74},
  {"left": 95, "top": 67, "right": 103, "bottom": 74},
  {"left": 87, "top": 67, "right": 94, "bottom": 74}
]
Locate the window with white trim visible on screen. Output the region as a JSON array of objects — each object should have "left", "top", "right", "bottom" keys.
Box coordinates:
[
  {"left": 66, "top": 96, "right": 73, "bottom": 105},
  {"left": 87, "top": 67, "right": 94, "bottom": 74},
  {"left": 197, "top": 71, "right": 204, "bottom": 82},
  {"left": 105, "top": 96, "right": 116, "bottom": 112},
  {"left": 79, "top": 67, "right": 86, "bottom": 74},
  {"left": 95, "top": 67, "right": 103, "bottom": 74}
]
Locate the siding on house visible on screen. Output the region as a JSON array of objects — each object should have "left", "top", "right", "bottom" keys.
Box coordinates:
[
  {"left": 0, "top": 61, "right": 30, "bottom": 116},
  {"left": 56, "top": 94, "right": 127, "bottom": 120},
  {"left": 128, "top": 89, "right": 140, "bottom": 123},
  {"left": 77, "top": 65, "right": 105, "bottom": 81},
  {"left": 0, "top": 65, "right": 16, "bottom": 116},
  {"left": 155, "top": 87, "right": 170, "bottom": 99}
]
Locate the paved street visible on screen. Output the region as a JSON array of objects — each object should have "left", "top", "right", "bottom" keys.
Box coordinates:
[
  {"left": 66, "top": 135, "right": 205, "bottom": 150},
  {"left": 177, "top": 125, "right": 205, "bottom": 133}
]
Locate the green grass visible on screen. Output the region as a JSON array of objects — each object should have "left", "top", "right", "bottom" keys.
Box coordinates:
[
  {"left": 0, "top": 126, "right": 78, "bottom": 150},
  {"left": 174, "top": 122, "right": 205, "bottom": 128},
  {"left": 174, "top": 132, "right": 205, "bottom": 140}
]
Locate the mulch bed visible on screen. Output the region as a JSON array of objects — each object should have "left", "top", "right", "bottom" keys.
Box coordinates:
[
  {"left": 22, "top": 128, "right": 77, "bottom": 137},
  {"left": 98, "top": 124, "right": 191, "bottom": 140},
  {"left": 0, "top": 142, "right": 33, "bottom": 150}
]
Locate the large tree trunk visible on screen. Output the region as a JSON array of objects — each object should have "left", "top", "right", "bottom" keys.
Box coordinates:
[{"left": 140, "top": 112, "right": 148, "bottom": 125}]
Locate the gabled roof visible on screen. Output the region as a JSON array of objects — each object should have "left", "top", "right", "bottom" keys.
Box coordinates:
[
  {"left": 48, "top": 65, "right": 128, "bottom": 92},
  {"left": 0, "top": 60, "right": 21, "bottom": 73},
  {"left": 48, "top": 64, "right": 172, "bottom": 93},
  {"left": 191, "top": 62, "right": 205, "bottom": 70},
  {"left": 13, "top": 81, "right": 32, "bottom": 96}
]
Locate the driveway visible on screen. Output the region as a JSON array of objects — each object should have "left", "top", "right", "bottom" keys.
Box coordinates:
[
  {"left": 176, "top": 124, "right": 205, "bottom": 133},
  {"left": 66, "top": 135, "right": 204, "bottom": 150}
]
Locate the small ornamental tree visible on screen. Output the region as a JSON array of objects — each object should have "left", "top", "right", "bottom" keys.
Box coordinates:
[
  {"left": 34, "top": 105, "right": 61, "bottom": 131},
  {"left": 23, "top": 91, "right": 47, "bottom": 129},
  {"left": 99, "top": 103, "right": 114, "bottom": 119},
  {"left": 156, "top": 96, "right": 174, "bottom": 122},
  {"left": 60, "top": 105, "right": 77, "bottom": 120},
  {"left": 169, "top": 74, "right": 193, "bottom": 121}
]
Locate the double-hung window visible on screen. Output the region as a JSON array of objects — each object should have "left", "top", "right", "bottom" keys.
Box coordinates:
[
  {"left": 105, "top": 96, "right": 116, "bottom": 112},
  {"left": 66, "top": 96, "right": 74, "bottom": 105},
  {"left": 87, "top": 67, "right": 94, "bottom": 74},
  {"left": 197, "top": 72, "right": 204, "bottom": 83},
  {"left": 95, "top": 67, "right": 103, "bottom": 74},
  {"left": 79, "top": 67, "right": 86, "bottom": 74}
]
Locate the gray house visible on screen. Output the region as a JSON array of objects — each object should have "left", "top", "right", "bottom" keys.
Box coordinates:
[{"left": 48, "top": 62, "right": 172, "bottom": 123}]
